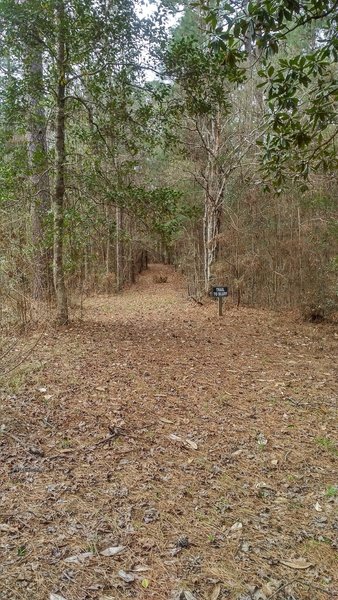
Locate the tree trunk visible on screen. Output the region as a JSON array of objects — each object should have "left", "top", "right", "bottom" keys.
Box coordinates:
[
  {"left": 115, "top": 205, "right": 124, "bottom": 291},
  {"left": 201, "top": 112, "right": 223, "bottom": 292},
  {"left": 27, "top": 45, "right": 52, "bottom": 299},
  {"left": 53, "top": 0, "right": 68, "bottom": 324},
  {"left": 105, "top": 203, "right": 112, "bottom": 293},
  {"left": 203, "top": 199, "right": 221, "bottom": 291}
]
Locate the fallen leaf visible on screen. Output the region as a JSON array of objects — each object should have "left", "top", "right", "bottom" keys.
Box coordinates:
[
  {"left": 64, "top": 552, "right": 93, "bottom": 564},
  {"left": 230, "top": 521, "right": 243, "bottom": 532},
  {"left": 314, "top": 502, "right": 322, "bottom": 512},
  {"left": 141, "top": 578, "right": 149, "bottom": 588},
  {"left": 160, "top": 418, "right": 174, "bottom": 424},
  {"left": 168, "top": 434, "right": 198, "bottom": 450},
  {"left": 133, "top": 565, "right": 150, "bottom": 572},
  {"left": 261, "top": 581, "right": 278, "bottom": 597},
  {"left": 232, "top": 449, "right": 243, "bottom": 457},
  {"left": 143, "top": 508, "right": 159, "bottom": 523},
  {"left": 50, "top": 594, "right": 67, "bottom": 600},
  {"left": 38, "top": 387, "right": 47, "bottom": 393},
  {"left": 169, "top": 434, "right": 183, "bottom": 443},
  {"left": 280, "top": 558, "right": 313, "bottom": 570},
  {"left": 210, "top": 583, "right": 221, "bottom": 600},
  {"left": 184, "top": 439, "right": 198, "bottom": 450},
  {"left": 118, "top": 570, "right": 135, "bottom": 583},
  {"left": 252, "top": 589, "right": 267, "bottom": 600},
  {"left": 100, "top": 546, "right": 125, "bottom": 557},
  {"left": 0, "top": 523, "right": 18, "bottom": 533},
  {"left": 257, "top": 433, "right": 268, "bottom": 446},
  {"left": 183, "top": 592, "right": 197, "bottom": 600}
]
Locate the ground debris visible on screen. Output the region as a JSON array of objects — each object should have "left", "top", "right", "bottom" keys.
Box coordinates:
[
  {"left": 64, "top": 552, "right": 93, "bottom": 564},
  {"left": 169, "top": 433, "right": 199, "bottom": 450},
  {"left": 118, "top": 570, "right": 135, "bottom": 583},
  {"left": 210, "top": 583, "right": 221, "bottom": 599},
  {"left": 100, "top": 546, "right": 125, "bottom": 557},
  {"left": 1, "top": 265, "right": 337, "bottom": 600},
  {"left": 280, "top": 558, "right": 313, "bottom": 570}
]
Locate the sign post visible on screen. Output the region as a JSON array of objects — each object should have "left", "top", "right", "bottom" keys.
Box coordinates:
[
  {"left": 211, "top": 286, "right": 228, "bottom": 317},
  {"left": 218, "top": 296, "right": 223, "bottom": 317}
]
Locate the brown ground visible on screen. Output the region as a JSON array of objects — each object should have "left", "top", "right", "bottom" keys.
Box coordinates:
[{"left": 0, "top": 265, "right": 337, "bottom": 600}]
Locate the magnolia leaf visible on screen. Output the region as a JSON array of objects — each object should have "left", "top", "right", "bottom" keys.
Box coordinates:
[
  {"left": 281, "top": 558, "right": 313, "bottom": 570},
  {"left": 169, "top": 434, "right": 183, "bottom": 442},
  {"left": 118, "top": 570, "right": 135, "bottom": 583},
  {"left": 184, "top": 439, "right": 198, "bottom": 450},
  {"left": 100, "top": 545, "right": 125, "bottom": 557},
  {"left": 230, "top": 521, "right": 243, "bottom": 532},
  {"left": 210, "top": 583, "right": 221, "bottom": 600},
  {"left": 0, "top": 523, "right": 18, "bottom": 533},
  {"left": 64, "top": 552, "right": 93, "bottom": 564},
  {"left": 184, "top": 592, "right": 198, "bottom": 600}
]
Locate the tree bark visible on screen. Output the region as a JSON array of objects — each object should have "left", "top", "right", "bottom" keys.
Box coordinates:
[
  {"left": 115, "top": 205, "right": 124, "bottom": 291},
  {"left": 53, "top": 0, "right": 68, "bottom": 324},
  {"left": 201, "top": 112, "right": 224, "bottom": 292},
  {"left": 27, "top": 45, "right": 52, "bottom": 299},
  {"left": 203, "top": 200, "right": 221, "bottom": 291}
]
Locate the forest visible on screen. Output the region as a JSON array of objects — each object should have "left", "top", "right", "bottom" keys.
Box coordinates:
[
  {"left": 0, "top": 0, "right": 337, "bottom": 326},
  {"left": 0, "top": 1, "right": 337, "bottom": 600}
]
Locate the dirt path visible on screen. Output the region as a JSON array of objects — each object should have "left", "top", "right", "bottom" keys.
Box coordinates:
[{"left": 1, "top": 265, "right": 337, "bottom": 600}]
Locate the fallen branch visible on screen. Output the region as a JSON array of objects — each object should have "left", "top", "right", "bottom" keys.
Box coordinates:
[
  {"left": 189, "top": 296, "right": 204, "bottom": 306},
  {"left": 44, "top": 431, "right": 119, "bottom": 461}
]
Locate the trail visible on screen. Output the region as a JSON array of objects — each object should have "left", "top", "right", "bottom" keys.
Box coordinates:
[{"left": 1, "top": 265, "right": 337, "bottom": 600}]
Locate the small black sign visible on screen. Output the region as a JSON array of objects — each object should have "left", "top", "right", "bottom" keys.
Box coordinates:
[{"left": 212, "top": 286, "right": 228, "bottom": 298}]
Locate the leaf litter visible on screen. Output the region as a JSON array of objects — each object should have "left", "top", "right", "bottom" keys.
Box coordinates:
[
  {"left": 0, "top": 265, "right": 337, "bottom": 600},
  {"left": 100, "top": 546, "right": 125, "bottom": 557}
]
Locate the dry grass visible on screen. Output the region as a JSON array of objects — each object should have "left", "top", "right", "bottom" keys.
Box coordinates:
[{"left": 0, "top": 265, "right": 337, "bottom": 600}]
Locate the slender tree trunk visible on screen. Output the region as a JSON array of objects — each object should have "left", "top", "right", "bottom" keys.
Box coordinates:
[
  {"left": 53, "top": 0, "right": 68, "bottom": 324},
  {"left": 203, "top": 200, "right": 221, "bottom": 291},
  {"left": 202, "top": 113, "right": 223, "bottom": 292},
  {"left": 105, "top": 203, "right": 111, "bottom": 293},
  {"left": 27, "top": 45, "right": 52, "bottom": 299},
  {"left": 115, "top": 205, "right": 123, "bottom": 291}
]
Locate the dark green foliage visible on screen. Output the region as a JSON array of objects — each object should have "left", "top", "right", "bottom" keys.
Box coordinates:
[{"left": 197, "top": 0, "right": 338, "bottom": 187}]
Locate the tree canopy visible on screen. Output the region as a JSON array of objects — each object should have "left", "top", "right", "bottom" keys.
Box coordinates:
[{"left": 197, "top": 0, "right": 338, "bottom": 187}]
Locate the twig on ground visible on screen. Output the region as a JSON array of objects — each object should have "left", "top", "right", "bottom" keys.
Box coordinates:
[{"left": 45, "top": 431, "right": 119, "bottom": 461}]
